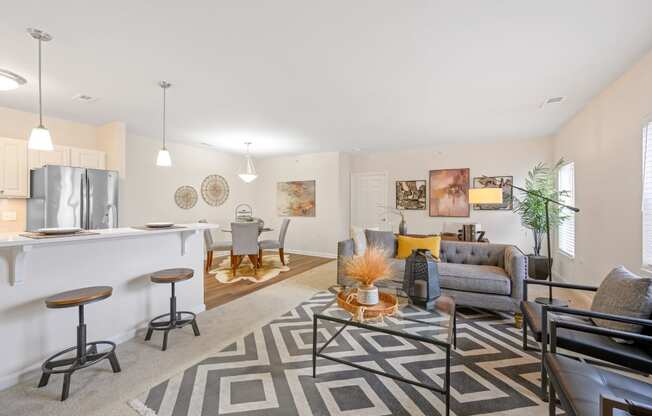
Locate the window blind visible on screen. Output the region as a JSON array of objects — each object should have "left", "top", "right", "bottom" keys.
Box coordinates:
[
  {"left": 558, "top": 162, "right": 575, "bottom": 257},
  {"left": 643, "top": 123, "right": 652, "bottom": 267}
]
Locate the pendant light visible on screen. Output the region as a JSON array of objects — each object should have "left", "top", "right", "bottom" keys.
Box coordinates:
[
  {"left": 27, "top": 28, "right": 53, "bottom": 151},
  {"left": 238, "top": 142, "right": 258, "bottom": 183},
  {"left": 156, "top": 81, "right": 172, "bottom": 167}
]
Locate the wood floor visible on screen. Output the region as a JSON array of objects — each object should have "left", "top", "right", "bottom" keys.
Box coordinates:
[{"left": 203, "top": 252, "right": 334, "bottom": 310}]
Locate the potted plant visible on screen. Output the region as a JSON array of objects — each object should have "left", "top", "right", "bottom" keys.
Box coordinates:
[
  {"left": 512, "top": 159, "right": 569, "bottom": 279},
  {"left": 344, "top": 247, "right": 391, "bottom": 305}
]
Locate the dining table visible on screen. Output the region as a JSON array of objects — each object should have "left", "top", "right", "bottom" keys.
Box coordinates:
[{"left": 221, "top": 227, "right": 274, "bottom": 233}]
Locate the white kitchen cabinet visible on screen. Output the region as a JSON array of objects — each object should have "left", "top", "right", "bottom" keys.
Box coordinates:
[
  {"left": 69, "top": 147, "right": 106, "bottom": 169},
  {"left": 28, "top": 145, "right": 71, "bottom": 170},
  {"left": 0, "top": 137, "right": 28, "bottom": 197}
]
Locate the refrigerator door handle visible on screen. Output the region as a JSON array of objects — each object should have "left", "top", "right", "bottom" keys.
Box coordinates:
[
  {"left": 80, "top": 174, "right": 86, "bottom": 229},
  {"left": 86, "top": 174, "right": 91, "bottom": 230}
]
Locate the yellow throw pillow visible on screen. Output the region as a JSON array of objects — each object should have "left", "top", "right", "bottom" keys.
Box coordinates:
[{"left": 396, "top": 235, "right": 441, "bottom": 260}]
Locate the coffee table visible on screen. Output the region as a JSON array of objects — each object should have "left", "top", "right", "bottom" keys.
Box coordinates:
[{"left": 312, "top": 293, "right": 456, "bottom": 416}]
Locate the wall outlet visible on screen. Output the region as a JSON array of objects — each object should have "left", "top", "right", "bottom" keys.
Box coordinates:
[{"left": 1, "top": 211, "right": 17, "bottom": 221}]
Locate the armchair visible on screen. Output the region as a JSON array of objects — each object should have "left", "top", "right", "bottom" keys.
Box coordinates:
[
  {"left": 546, "top": 317, "right": 652, "bottom": 415},
  {"left": 522, "top": 278, "right": 652, "bottom": 398}
]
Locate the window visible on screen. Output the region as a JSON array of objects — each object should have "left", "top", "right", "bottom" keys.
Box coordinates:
[
  {"left": 643, "top": 123, "right": 652, "bottom": 267},
  {"left": 558, "top": 162, "right": 575, "bottom": 257}
]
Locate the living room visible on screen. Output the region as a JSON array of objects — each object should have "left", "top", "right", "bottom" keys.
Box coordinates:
[{"left": 1, "top": 1, "right": 652, "bottom": 415}]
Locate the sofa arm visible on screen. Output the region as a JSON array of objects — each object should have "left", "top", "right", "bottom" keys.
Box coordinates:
[
  {"left": 504, "top": 245, "right": 527, "bottom": 300},
  {"left": 337, "top": 239, "right": 355, "bottom": 286}
]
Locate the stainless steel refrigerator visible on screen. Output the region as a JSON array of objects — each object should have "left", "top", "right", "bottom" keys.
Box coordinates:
[{"left": 27, "top": 165, "right": 119, "bottom": 231}]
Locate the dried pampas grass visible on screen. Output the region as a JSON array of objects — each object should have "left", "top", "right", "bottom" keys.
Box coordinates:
[{"left": 344, "top": 246, "right": 391, "bottom": 287}]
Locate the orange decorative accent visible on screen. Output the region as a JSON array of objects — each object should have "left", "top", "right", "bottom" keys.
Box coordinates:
[{"left": 337, "top": 289, "right": 398, "bottom": 321}]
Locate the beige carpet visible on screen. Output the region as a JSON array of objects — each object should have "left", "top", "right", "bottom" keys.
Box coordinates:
[
  {"left": 209, "top": 254, "right": 290, "bottom": 284},
  {"left": 0, "top": 261, "right": 589, "bottom": 416}
]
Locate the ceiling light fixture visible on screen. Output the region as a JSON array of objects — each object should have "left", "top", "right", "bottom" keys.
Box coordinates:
[
  {"left": 27, "top": 28, "right": 53, "bottom": 151},
  {"left": 156, "top": 81, "right": 172, "bottom": 167},
  {"left": 238, "top": 142, "right": 258, "bottom": 183},
  {"left": 0, "top": 69, "right": 26, "bottom": 91}
]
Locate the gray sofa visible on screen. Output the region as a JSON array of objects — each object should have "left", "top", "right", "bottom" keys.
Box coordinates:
[{"left": 337, "top": 237, "right": 527, "bottom": 313}]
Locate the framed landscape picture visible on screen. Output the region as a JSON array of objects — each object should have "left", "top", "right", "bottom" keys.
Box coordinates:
[
  {"left": 396, "top": 180, "right": 426, "bottom": 210},
  {"left": 429, "top": 168, "right": 470, "bottom": 217},
  {"left": 473, "top": 176, "right": 513, "bottom": 210},
  {"left": 277, "top": 180, "right": 316, "bottom": 217}
]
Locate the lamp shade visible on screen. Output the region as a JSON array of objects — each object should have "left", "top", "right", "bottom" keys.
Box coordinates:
[
  {"left": 238, "top": 152, "right": 257, "bottom": 183},
  {"left": 469, "top": 188, "right": 503, "bottom": 204},
  {"left": 156, "top": 148, "right": 172, "bottom": 167},
  {"left": 28, "top": 126, "right": 53, "bottom": 151}
]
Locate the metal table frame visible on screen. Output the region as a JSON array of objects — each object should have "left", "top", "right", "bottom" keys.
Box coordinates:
[{"left": 312, "top": 297, "right": 456, "bottom": 416}]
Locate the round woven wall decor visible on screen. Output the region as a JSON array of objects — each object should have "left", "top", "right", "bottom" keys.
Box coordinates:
[
  {"left": 201, "top": 174, "right": 229, "bottom": 206},
  {"left": 174, "top": 185, "right": 198, "bottom": 209}
]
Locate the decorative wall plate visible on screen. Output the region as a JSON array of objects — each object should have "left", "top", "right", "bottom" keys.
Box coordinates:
[
  {"left": 174, "top": 185, "right": 198, "bottom": 209},
  {"left": 201, "top": 174, "right": 229, "bottom": 206}
]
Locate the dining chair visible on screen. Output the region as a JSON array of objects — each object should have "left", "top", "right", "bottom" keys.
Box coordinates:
[
  {"left": 258, "top": 219, "right": 290, "bottom": 266},
  {"left": 231, "top": 222, "right": 260, "bottom": 276},
  {"left": 198, "top": 219, "right": 233, "bottom": 272}
]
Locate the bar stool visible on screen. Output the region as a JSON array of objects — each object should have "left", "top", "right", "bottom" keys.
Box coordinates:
[
  {"left": 145, "top": 268, "right": 200, "bottom": 351},
  {"left": 38, "top": 286, "right": 121, "bottom": 401}
]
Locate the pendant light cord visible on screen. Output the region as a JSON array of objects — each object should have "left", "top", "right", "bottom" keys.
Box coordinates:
[
  {"left": 38, "top": 38, "right": 43, "bottom": 127},
  {"left": 162, "top": 85, "right": 166, "bottom": 149}
]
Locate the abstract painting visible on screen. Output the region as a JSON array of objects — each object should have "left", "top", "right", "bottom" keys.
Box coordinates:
[
  {"left": 396, "top": 180, "right": 426, "bottom": 210},
  {"left": 277, "top": 180, "right": 316, "bottom": 217},
  {"left": 473, "top": 176, "right": 513, "bottom": 210},
  {"left": 429, "top": 168, "right": 470, "bottom": 217}
]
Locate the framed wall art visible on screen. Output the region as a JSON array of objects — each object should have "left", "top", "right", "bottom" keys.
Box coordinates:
[
  {"left": 429, "top": 168, "right": 470, "bottom": 217},
  {"left": 396, "top": 180, "right": 426, "bottom": 210}
]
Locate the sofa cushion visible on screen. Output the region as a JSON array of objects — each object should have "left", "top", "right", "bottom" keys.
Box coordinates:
[
  {"left": 365, "top": 230, "right": 397, "bottom": 258},
  {"left": 545, "top": 353, "right": 652, "bottom": 416},
  {"left": 439, "top": 240, "right": 505, "bottom": 268},
  {"left": 438, "top": 263, "right": 511, "bottom": 296},
  {"left": 396, "top": 235, "right": 441, "bottom": 259},
  {"left": 591, "top": 265, "right": 652, "bottom": 333}
]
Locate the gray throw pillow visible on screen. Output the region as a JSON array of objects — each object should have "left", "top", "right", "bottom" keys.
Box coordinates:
[
  {"left": 590, "top": 266, "right": 652, "bottom": 333},
  {"left": 364, "top": 230, "right": 397, "bottom": 258}
]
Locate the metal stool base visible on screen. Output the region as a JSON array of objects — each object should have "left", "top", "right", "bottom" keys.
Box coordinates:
[
  {"left": 38, "top": 341, "right": 120, "bottom": 401},
  {"left": 145, "top": 311, "right": 200, "bottom": 351}
]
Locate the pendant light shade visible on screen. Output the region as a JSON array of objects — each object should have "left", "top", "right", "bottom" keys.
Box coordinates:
[
  {"left": 156, "top": 81, "right": 172, "bottom": 167},
  {"left": 27, "top": 28, "right": 53, "bottom": 151},
  {"left": 238, "top": 142, "right": 258, "bottom": 183}
]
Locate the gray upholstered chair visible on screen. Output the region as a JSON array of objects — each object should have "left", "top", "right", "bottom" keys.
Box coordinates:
[
  {"left": 258, "top": 219, "right": 290, "bottom": 266},
  {"left": 231, "top": 222, "right": 260, "bottom": 276},
  {"left": 198, "top": 219, "right": 232, "bottom": 272}
]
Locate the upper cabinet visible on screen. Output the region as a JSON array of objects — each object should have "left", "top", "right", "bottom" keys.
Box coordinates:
[
  {"left": 28, "top": 146, "right": 105, "bottom": 170},
  {"left": 28, "top": 145, "right": 71, "bottom": 170},
  {"left": 69, "top": 147, "right": 106, "bottom": 169},
  {"left": 0, "top": 137, "right": 28, "bottom": 198}
]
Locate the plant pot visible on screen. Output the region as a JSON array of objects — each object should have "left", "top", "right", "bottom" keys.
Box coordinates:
[
  {"left": 527, "top": 255, "right": 553, "bottom": 280},
  {"left": 357, "top": 285, "right": 380, "bottom": 305}
]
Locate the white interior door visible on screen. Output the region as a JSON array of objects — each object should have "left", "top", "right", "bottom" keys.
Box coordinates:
[{"left": 351, "top": 172, "right": 388, "bottom": 230}]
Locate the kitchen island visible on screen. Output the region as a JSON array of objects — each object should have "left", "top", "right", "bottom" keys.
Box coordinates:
[{"left": 0, "top": 223, "right": 217, "bottom": 389}]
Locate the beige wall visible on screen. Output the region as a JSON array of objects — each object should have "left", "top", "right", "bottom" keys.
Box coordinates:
[
  {"left": 351, "top": 138, "right": 553, "bottom": 252},
  {"left": 552, "top": 49, "right": 652, "bottom": 285},
  {"left": 253, "top": 152, "right": 350, "bottom": 257},
  {"left": 121, "top": 135, "right": 255, "bottom": 237}
]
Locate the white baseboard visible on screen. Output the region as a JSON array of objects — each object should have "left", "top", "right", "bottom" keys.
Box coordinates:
[
  {"left": 0, "top": 303, "right": 206, "bottom": 391},
  {"left": 284, "top": 249, "right": 337, "bottom": 259}
]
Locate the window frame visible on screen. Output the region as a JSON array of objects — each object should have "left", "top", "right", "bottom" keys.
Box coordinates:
[
  {"left": 557, "top": 161, "right": 576, "bottom": 259},
  {"left": 642, "top": 121, "right": 652, "bottom": 270}
]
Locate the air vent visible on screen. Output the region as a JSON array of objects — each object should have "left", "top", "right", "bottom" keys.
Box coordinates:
[
  {"left": 72, "top": 93, "right": 98, "bottom": 103},
  {"left": 540, "top": 96, "right": 565, "bottom": 108}
]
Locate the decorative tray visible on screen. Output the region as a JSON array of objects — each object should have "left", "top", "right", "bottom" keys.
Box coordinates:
[{"left": 336, "top": 289, "right": 398, "bottom": 321}]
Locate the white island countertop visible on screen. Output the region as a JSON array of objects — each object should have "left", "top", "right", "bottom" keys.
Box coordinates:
[
  {"left": 0, "top": 223, "right": 219, "bottom": 286},
  {"left": 0, "top": 223, "right": 218, "bottom": 248}
]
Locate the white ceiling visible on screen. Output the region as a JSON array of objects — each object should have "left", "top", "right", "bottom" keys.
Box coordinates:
[{"left": 1, "top": 1, "right": 652, "bottom": 156}]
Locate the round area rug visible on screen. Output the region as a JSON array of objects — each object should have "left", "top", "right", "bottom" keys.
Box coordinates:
[{"left": 210, "top": 254, "right": 290, "bottom": 284}]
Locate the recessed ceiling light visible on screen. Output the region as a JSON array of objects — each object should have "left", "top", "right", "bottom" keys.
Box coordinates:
[
  {"left": 0, "top": 69, "right": 27, "bottom": 91},
  {"left": 72, "top": 93, "right": 99, "bottom": 103},
  {"left": 540, "top": 96, "right": 565, "bottom": 108}
]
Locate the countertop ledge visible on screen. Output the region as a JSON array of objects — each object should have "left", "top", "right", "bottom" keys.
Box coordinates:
[{"left": 0, "top": 223, "right": 219, "bottom": 248}]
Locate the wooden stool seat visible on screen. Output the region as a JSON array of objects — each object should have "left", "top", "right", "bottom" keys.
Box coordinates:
[
  {"left": 150, "top": 268, "right": 194, "bottom": 284},
  {"left": 45, "top": 286, "right": 113, "bottom": 309}
]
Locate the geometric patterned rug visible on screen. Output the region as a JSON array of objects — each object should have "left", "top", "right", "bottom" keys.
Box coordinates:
[{"left": 129, "top": 291, "right": 551, "bottom": 416}]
